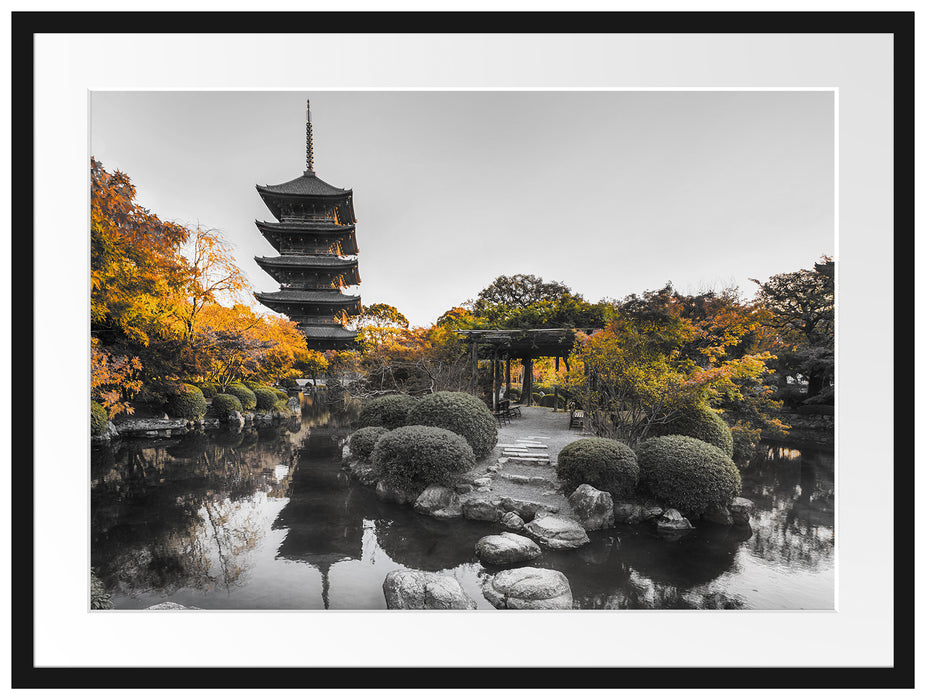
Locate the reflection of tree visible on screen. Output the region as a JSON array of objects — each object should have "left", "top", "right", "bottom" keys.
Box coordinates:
[
  {"left": 740, "top": 442, "right": 835, "bottom": 569},
  {"left": 91, "top": 418, "right": 312, "bottom": 598}
]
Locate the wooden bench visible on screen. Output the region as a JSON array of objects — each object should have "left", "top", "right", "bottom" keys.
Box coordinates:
[{"left": 569, "top": 408, "right": 585, "bottom": 430}]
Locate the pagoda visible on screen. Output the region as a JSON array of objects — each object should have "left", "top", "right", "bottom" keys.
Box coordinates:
[{"left": 254, "top": 100, "right": 361, "bottom": 350}]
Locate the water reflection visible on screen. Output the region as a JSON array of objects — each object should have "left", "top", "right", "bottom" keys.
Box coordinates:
[{"left": 91, "top": 406, "right": 834, "bottom": 610}]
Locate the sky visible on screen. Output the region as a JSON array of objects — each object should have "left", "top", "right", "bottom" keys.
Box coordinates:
[{"left": 90, "top": 90, "right": 834, "bottom": 327}]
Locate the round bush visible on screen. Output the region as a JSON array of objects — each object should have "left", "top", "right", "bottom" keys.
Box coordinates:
[
  {"left": 506, "top": 388, "right": 522, "bottom": 402},
  {"left": 657, "top": 404, "right": 734, "bottom": 457},
  {"left": 371, "top": 425, "right": 475, "bottom": 490},
  {"left": 252, "top": 387, "right": 278, "bottom": 412},
  {"left": 636, "top": 435, "right": 742, "bottom": 515},
  {"left": 90, "top": 401, "right": 108, "bottom": 436},
  {"left": 406, "top": 391, "right": 498, "bottom": 459},
  {"left": 357, "top": 394, "right": 418, "bottom": 430},
  {"left": 556, "top": 437, "right": 640, "bottom": 497},
  {"left": 226, "top": 383, "right": 257, "bottom": 411},
  {"left": 349, "top": 426, "right": 390, "bottom": 461},
  {"left": 273, "top": 388, "right": 289, "bottom": 401},
  {"left": 242, "top": 380, "right": 266, "bottom": 392},
  {"left": 212, "top": 393, "right": 243, "bottom": 419},
  {"left": 272, "top": 398, "right": 290, "bottom": 413},
  {"left": 165, "top": 383, "right": 207, "bottom": 420},
  {"left": 197, "top": 381, "right": 218, "bottom": 399}
]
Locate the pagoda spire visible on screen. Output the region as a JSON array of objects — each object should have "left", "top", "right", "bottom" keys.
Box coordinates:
[{"left": 305, "top": 100, "right": 315, "bottom": 174}]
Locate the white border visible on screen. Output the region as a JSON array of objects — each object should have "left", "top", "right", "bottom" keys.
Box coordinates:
[{"left": 31, "top": 30, "right": 892, "bottom": 670}]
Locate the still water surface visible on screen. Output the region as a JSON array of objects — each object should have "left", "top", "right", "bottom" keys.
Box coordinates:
[{"left": 91, "top": 404, "right": 835, "bottom": 610}]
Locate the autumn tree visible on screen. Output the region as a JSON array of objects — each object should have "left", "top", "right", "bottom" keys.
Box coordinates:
[{"left": 751, "top": 256, "right": 835, "bottom": 404}]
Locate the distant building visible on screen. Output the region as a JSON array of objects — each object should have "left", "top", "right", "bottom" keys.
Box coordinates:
[{"left": 254, "top": 100, "right": 361, "bottom": 350}]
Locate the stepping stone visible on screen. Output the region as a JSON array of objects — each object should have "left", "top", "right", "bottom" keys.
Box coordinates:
[
  {"left": 524, "top": 514, "right": 590, "bottom": 550},
  {"left": 526, "top": 436, "right": 551, "bottom": 440},
  {"left": 482, "top": 567, "right": 573, "bottom": 610},
  {"left": 475, "top": 532, "right": 541, "bottom": 566}
]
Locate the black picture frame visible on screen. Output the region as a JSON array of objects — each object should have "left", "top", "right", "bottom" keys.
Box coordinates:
[{"left": 10, "top": 9, "right": 914, "bottom": 690}]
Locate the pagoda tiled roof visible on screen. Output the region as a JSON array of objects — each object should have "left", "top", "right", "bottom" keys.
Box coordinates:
[
  {"left": 298, "top": 325, "right": 359, "bottom": 340},
  {"left": 255, "top": 255, "right": 358, "bottom": 269},
  {"left": 257, "top": 171, "right": 351, "bottom": 198},
  {"left": 255, "top": 220, "right": 354, "bottom": 233},
  {"left": 254, "top": 289, "right": 361, "bottom": 304}
]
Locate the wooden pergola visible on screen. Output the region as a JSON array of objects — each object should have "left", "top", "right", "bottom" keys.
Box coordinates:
[{"left": 455, "top": 328, "right": 599, "bottom": 409}]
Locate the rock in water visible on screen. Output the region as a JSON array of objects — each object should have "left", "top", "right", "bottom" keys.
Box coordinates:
[
  {"left": 475, "top": 532, "right": 542, "bottom": 566},
  {"left": 702, "top": 504, "right": 733, "bottom": 526},
  {"left": 523, "top": 514, "right": 590, "bottom": 550},
  {"left": 375, "top": 480, "right": 422, "bottom": 505},
  {"left": 382, "top": 569, "right": 476, "bottom": 610},
  {"left": 462, "top": 497, "right": 501, "bottom": 522},
  {"left": 482, "top": 567, "right": 573, "bottom": 610},
  {"left": 568, "top": 484, "right": 615, "bottom": 531},
  {"left": 414, "top": 485, "right": 463, "bottom": 520},
  {"left": 728, "top": 497, "right": 755, "bottom": 526},
  {"left": 500, "top": 511, "right": 525, "bottom": 531},
  {"left": 656, "top": 508, "right": 694, "bottom": 531},
  {"left": 613, "top": 502, "right": 646, "bottom": 524}
]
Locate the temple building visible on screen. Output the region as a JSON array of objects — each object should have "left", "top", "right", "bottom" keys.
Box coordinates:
[{"left": 254, "top": 100, "right": 361, "bottom": 350}]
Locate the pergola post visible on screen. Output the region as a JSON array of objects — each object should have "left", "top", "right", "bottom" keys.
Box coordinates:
[
  {"left": 471, "top": 341, "right": 479, "bottom": 396},
  {"left": 491, "top": 351, "right": 498, "bottom": 411},
  {"left": 522, "top": 356, "right": 533, "bottom": 406},
  {"left": 505, "top": 358, "right": 511, "bottom": 400}
]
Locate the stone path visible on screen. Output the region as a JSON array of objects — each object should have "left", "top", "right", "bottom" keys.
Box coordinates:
[{"left": 458, "top": 406, "right": 588, "bottom": 519}]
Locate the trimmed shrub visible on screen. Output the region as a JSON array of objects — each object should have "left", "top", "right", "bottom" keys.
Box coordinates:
[
  {"left": 272, "top": 399, "right": 291, "bottom": 413},
  {"left": 197, "top": 381, "right": 218, "bottom": 399},
  {"left": 226, "top": 383, "right": 257, "bottom": 411},
  {"left": 506, "top": 388, "right": 522, "bottom": 402},
  {"left": 278, "top": 377, "right": 298, "bottom": 389},
  {"left": 731, "top": 422, "right": 762, "bottom": 466},
  {"left": 165, "top": 383, "right": 207, "bottom": 420},
  {"left": 212, "top": 393, "right": 243, "bottom": 419},
  {"left": 406, "top": 391, "right": 498, "bottom": 459},
  {"left": 349, "top": 426, "right": 390, "bottom": 462},
  {"left": 273, "top": 388, "right": 289, "bottom": 401},
  {"left": 556, "top": 437, "right": 640, "bottom": 498},
  {"left": 253, "top": 387, "right": 279, "bottom": 412},
  {"left": 358, "top": 394, "right": 418, "bottom": 430},
  {"left": 91, "top": 401, "right": 108, "bottom": 436},
  {"left": 636, "top": 435, "right": 742, "bottom": 515},
  {"left": 371, "top": 425, "right": 475, "bottom": 490},
  {"left": 656, "top": 403, "right": 734, "bottom": 457},
  {"left": 538, "top": 393, "right": 566, "bottom": 409}
]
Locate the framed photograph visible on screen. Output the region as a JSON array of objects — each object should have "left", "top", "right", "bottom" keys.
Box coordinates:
[{"left": 12, "top": 7, "right": 912, "bottom": 690}]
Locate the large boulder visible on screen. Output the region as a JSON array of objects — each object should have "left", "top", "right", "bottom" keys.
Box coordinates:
[
  {"left": 375, "top": 480, "right": 422, "bottom": 505},
  {"left": 462, "top": 497, "right": 501, "bottom": 522},
  {"left": 145, "top": 602, "right": 200, "bottom": 610},
  {"left": 568, "top": 484, "right": 615, "bottom": 531},
  {"left": 413, "top": 485, "right": 463, "bottom": 520},
  {"left": 656, "top": 508, "right": 695, "bottom": 532},
  {"left": 523, "top": 514, "right": 589, "bottom": 550},
  {"left": 482, "top": 567, "right": 573, "bottom": 610},
  {"left": 728, "top": 497, "right": 755, "bottom": 526},
  {"left": 382, "top": 569, "right": 476, "bottom": 610},
  {"left": 475, "top": 532, "right": 542, "bottom": 566}
]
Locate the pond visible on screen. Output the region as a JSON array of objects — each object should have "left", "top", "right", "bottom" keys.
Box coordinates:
[{"left": 91, "top": 402, "right": 835, "bottom": 610}]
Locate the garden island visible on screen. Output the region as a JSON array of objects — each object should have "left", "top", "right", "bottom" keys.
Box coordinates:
[{"left": 90, "top": 96, "right": 834, "bottom": 611}]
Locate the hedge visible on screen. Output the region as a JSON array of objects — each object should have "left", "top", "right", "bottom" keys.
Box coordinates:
[
  {"left": 555, "top": 437, "right": 639, "bottom": 497},
  {"left": 636, "top": 435, "right": 742, "bottom": 515},
  {"left": 406, "top": 391, "right": 498, "bottom": 459},
  {"left": 371, "top": 425, "right": 475, "bottom": 490},
  {"left": 165, "top": 383, "right": 207, "bottom": 420},
  {"left": 656, "top": 403, "right": 734, "bottom": 457},
  {"left": 357, "top": 394, "right": 418, "bottom": 430},
  {"left": 252, "top": 387, "right": 279, "bottom": 412},
  {"left": 226, "top": 383, "right": 257, "bottom": 411},
  {"left": 91, "top": 401, "right": 108, "bottom": 436},
  {"left": 349, "top": 426, "right": 390, "bottom": 462},
  {"left": 212, "top": 393, "right": 243, "bottom": 419},
  {"left": 197, "top": 381, "right": 218, "bottom": 399}
]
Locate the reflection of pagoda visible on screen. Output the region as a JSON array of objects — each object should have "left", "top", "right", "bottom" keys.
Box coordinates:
[{"left": 254, "top": 100, "right": 361, "bottom": 350}]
